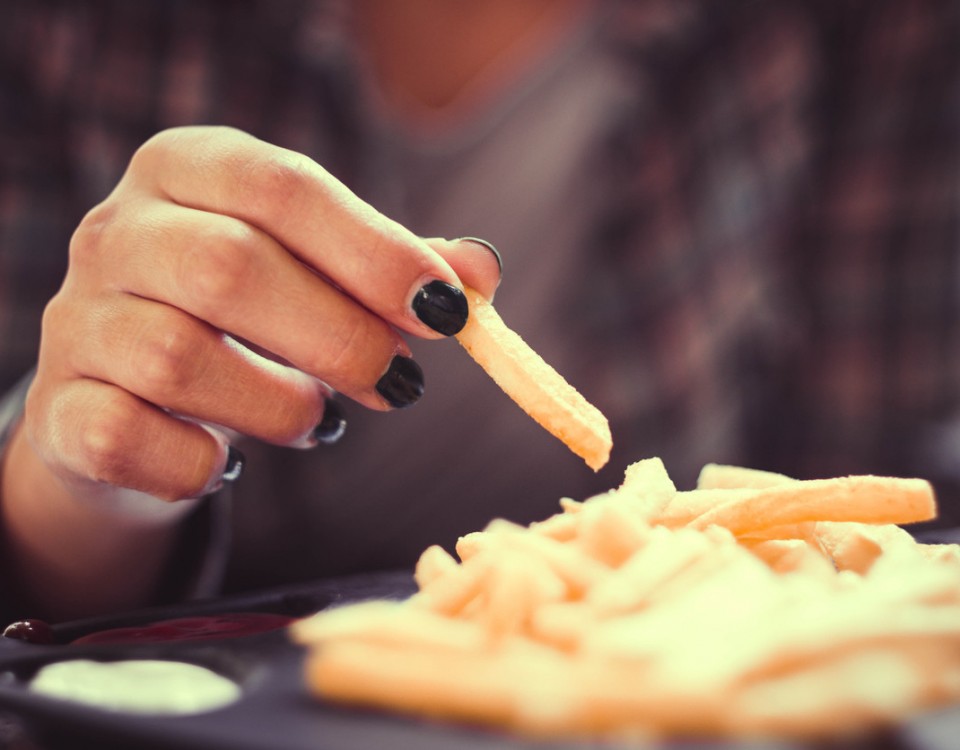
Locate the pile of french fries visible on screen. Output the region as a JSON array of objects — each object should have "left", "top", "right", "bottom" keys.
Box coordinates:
[{"left": 292, "top": 459, "right": 960, "bottom": 739}]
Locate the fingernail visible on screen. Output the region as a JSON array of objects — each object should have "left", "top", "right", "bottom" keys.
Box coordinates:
[
  {"left": 412, "top": 280, "right": 468, "bottom": 336},
  {"left": 455, "top": 237, "right": 502, "bottom": 275},
  {"left": 312, "top": 398, "right": 347, "bottom": 444},
  {"left": 222, "top": 446, "right": 245, "bottom": 483},
  {"left": 376, "top": 355, "right": 424, "bottom": 408}
]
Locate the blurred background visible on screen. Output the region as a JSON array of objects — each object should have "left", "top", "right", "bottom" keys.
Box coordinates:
[{"left": 1, "top": 0, "right": 957, "bottom": 593}]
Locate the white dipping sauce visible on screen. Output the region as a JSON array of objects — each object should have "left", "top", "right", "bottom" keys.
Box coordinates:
[{"left": 29, "top": 659, "right": 241, "bottom": 714}]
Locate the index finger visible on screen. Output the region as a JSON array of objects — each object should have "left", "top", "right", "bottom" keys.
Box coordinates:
[{"left": 132, "top": 126, "right": 468, "bottom": 339}]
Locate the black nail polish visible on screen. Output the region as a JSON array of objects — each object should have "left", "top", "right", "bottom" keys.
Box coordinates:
[
  {"left": 376, "top": 355, "right": 424, "bottom": 408},
  {"left": 222, "top": 446, "right": 245, "bottom": 483},
  {"left": 313, "top": 399, "right": 347, "bottom": 444},
  {"left": 456, "top": 237, "right": 502, "bottom": 275},
  {"left": 412, "top": 280, "right": 468, "bottom": 336}
]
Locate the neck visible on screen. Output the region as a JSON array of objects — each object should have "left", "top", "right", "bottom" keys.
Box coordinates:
[{"left": 352, "top": 0, "right": 593, "bottom": 114}]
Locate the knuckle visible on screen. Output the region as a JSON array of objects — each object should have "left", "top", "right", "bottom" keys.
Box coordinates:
[
  {"left": 238, "top": 150, "right": 313, "bottom": 221},
  {"left": 134, "top": 316, "right": 199, "bottom": 398},
  {"left": 77, "top": 397, "right": 138, "bottom": 484},
  {"left": 134, "top": 125, "right": 251, "bottom": 172},
  {"left": 129, "top": 131, "right": 164, "bottom": 170},
  {"left": 68, "top": 201, "right": 119, "bottom": 270},
  {"left": 39, "top": 293, "right": 69, "bottom": 339},
  {"left": 181, "top": 224, "right": 257, "bottom": 310},
  {"left": 129, "top": 126, "right": 188, "bottom": 171},
  {"left": 37, "top": 293, "right": 87, "bottom": 368}
]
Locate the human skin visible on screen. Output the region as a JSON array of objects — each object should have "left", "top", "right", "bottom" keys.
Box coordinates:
[
  {"left": 0, "top": 126, "right": 500, "bottom": 621},
  {"left": 353, "top": 0, "right": 593, "bottom": 116}
]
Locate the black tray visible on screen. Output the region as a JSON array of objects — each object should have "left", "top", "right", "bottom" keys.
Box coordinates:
[{"left": 0, "top": 570, "right": 958, "bottom": 750}]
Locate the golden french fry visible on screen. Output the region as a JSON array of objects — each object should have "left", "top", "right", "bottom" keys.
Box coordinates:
[
  {"left": 689, "top": 476, "right": 936, "bottom": 534},
  {"left": 455, "top": 287, "right": 612, "bottom": 471},
  {"left": 741, "top": 538, "right": 835, "bottom": 577},
  {"left": 481, "top": 518, "right": 608, "bottom": 596},
  {"left": 528, "top": 601, "right": 595, "bottom": 651},
  {"left": 813, "top": 522, "right": 916, "bottom": 574},
  {"left": 574, "top": 501, "right": 652, "bottom": 567},
  {"left": 409, "top": 552, "right": 492, "bottom": 615},
  {"left": 617, "top": 457, "right": 677, "bottom": 517},
  {"left": 584, "top": 527, "right": 730, "bottom": 615},
  {"left": 737, "top": 521, "right": 820, "bottom": 544},
  {"left": 479, "top": 551, "right": 566, "bottom": 638},
  {"left": 455, "top": 530, "right": 491, "bottom": 562},
  {"left": 306, "top": 640, "right": 517, "bottom": 727},
  {"left": 296, "top": 458, "right": 960, "bottom": 740},
  {"left": 655, "top": 488, "right": 746, "bottom": 527},
  {"left": 413, "top": 544, "right": 460, "bottom": 589},
  {"left": 696, "top": 463, "right": 795, "bottom": 490},
  {"left": 728, "top": 647, "right": 941, "bottom": 737},
  {"left": 529, "top": 511, "right": 580, "bottom": 541},
  {"left": 918, "top": 543, "right": 960, "bottom": 567},
  {"left": 581, "top": 549, "right": 784, "bottom": 674},
  {"left": 291, "top": 600, "right": 487, "bottom": 652}
]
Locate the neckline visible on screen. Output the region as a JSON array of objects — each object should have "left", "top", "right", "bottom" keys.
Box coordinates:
[{"left": 352, "top": 3, "right": 608, "bottom": 150}]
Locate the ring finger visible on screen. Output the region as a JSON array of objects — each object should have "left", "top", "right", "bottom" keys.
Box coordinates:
[
  {"left": 81, "top": 200, "right": 413, "bottom": 410},
  {"left": 48, "top": 292, "right": 340, "bottom": 448}
]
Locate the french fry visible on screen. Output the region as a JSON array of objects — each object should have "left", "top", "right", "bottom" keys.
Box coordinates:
[
  {"left": 573, "top": 501, "right": 652, "bottom": 567},
  {"left": 617, "top": 457, "right": 676, "bottom": 518},
  {"left": 455, "top": 287, "right": 612, "bottom": 471},
  {"left": 729, "top": 648, "right": 942, "bottom": 737},
  {"left": 529, "top": 511, "right": 580, "bottom": 541},
  {"left": 688, "top": 475, "right": 936, "bottom": 534},
  {"left": 813, "top": 522, "right": 916, "bottom": 574},
  {"left": 413, "top": 544, "right": 459, "bottom": 589},
  {"left": 291, "top": 601, "right": 488, "bottom": 653},
  {"left": 918, "top": 543, "right": 960, "bottom": 567},
  {"left": 584, "top": 527, "right": 723, "bottom": 616},
  {"left": 408, "top": 552, "right": 492, "bottom": 616},
  {"left": 481, "top": 518, "right": 608, "bottom": 595},
  {"left": 306, "top": 640, "right": 519, "bottom": 727},
  {"left": 655, "top": 488, "right": 746, "bottom": 527},
  {"left": 529, "top": 601, "right": 595, "bottom": 651},
  {"left": 697, "top": 463, "right": 795, "bottom": 490},
  {"left": 296, "top": 458, "right": 960, "bottom": 740},
  {"left": 742, "top": 538, "right": 836, "bottom": 577},
  {"left": 737, "top": 521, "right": 820, "bottom": 544},
  {"left": 478, "top": 551, "right": 566, "bottom": 638},
  {"left": 454, "top": 530, "right": 491, "bottom": 561}
]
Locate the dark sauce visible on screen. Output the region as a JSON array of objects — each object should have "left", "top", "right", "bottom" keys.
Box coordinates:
[
  {"left": 2, "top": 619, "right": 56, "bottom": 645},
  {"left": 71, "top": 613, "right": 294, "bottom": 645}
]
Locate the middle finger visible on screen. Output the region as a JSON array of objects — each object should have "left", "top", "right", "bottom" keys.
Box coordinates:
[
  {"left": 96, "top": 201, "right": 413, "bottom": 410},
  {"left": 56, "top": 292, "right": 337, "bottom": 447}
]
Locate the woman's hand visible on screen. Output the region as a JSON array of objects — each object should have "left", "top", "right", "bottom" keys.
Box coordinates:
[
  {"left": 0, "top": 126, "right": 500, "bottom": 618},
  {"left": 27, "top": 125, "right": 500, "bottom": 502}
]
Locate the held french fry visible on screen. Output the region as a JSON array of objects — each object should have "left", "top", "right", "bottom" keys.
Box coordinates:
[{"left": 455, "top": 287, "right": 612, "bottom": 471}]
